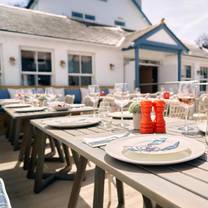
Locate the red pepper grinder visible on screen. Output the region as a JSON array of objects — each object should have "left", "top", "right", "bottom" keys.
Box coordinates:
[
  {"left": 153, "top": 100, "right": 166, "bottom": 133},
  {"left": 140, "top": 100, "right": 154, "bottom": 134}
]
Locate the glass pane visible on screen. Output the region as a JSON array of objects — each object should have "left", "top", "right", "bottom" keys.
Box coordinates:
[
  {"left": 81, "top": 56, "right": 92, "bottom": 74},
  {"left": 68, "top": 55, "right": 80, "bottom": 73},
  {"left": 38, "top": 75, "right": 51, "bottom": 86},
  {"left": 38, "top": 52, "right": 52, "bottom": 72},
  {"left": 69, "top": 76, "right": 79, "bottom": 86},
  {"left": 22, "top": 74, "right": 36, "bottom": 86},
  {"left": 21, "top": 50, "right": 36, "bottom": 72},
  {"left": 81, "top": 76, "right": 92, "bottom": 86}
]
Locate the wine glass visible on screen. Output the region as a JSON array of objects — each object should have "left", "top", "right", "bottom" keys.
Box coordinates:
[
  {"left": 114, "top": 83, "right": 130, "bottom": 127},
  {"left": 177, "top": 81, "right": 196, "bottom": 135},
  {"left": 88, "top": 85, "right": 100, "bottom": 117},
  {"left": 135, "top": 87, "right": 141, "bottom": 101}
]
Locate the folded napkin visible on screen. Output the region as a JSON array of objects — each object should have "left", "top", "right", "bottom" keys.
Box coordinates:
[{"left": 83, "top": 132, "right": 131, "bottom": 148}]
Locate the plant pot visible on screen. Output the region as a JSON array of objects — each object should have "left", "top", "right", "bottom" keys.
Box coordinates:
[{"left": 133, "top": 113, "right": 141, "bottom": 130}]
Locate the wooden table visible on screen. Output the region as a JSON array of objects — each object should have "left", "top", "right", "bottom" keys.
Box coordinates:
[
  {"left": 30, "top": 117, "right": 208, "bottom": 208},
  {"left": 2, "top": 106, "right": 94, "bottom": 150}
]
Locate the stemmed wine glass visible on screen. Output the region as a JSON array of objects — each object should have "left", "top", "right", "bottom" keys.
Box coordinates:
[
  {"left": 114, "top": 83, "right": 130, "bottom": 127},
  {"left": 88, "top": 85, "right": 100, "bottom": 117},
  {"left": 177, "top": 81, "right": 196, "bottom": 135}
]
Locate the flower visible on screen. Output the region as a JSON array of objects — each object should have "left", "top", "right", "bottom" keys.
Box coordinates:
[{"left": 128, "top": 102, "right": 140, "bottom": 114}]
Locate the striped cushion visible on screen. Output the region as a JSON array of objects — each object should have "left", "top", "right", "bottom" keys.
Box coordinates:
[{"left": 0, "top": 179, "right": 11, "bottom": 208}]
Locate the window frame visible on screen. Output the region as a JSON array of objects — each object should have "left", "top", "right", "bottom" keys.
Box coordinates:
[
  {"left": 114, "top": 20, "right": 126, "bottom": 27},
  {"left": 0, "top": 44, "right": 3, "bottom": 85},
  {"left": 20, "top": 48, "right": 53, "bottom": 86},
  {"left": 68, "top": 51, "right": 94, "bottom": 86}
]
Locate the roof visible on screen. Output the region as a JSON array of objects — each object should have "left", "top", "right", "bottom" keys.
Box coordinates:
[
  {"left": 0, "top": 4, "right": 207, "bottom": 59},
  {"left": 184, "top": 43, "right": 208, "bottom": 59},
  {"left": 0, "top": 5, "right": 127, "bottom": 47},
  {"left": 26, "top": 0, "right": 152, "bottom": 25}
]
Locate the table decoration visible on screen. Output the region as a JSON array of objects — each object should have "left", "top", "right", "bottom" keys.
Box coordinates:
[
  {"left": 105, "top": 134, "right": 205, "bottom": 165},
  {"left": 51, "top": 102, "right": 70, "bottom": 111},
  {"left": 128, "top": 102, "right": 141, "bottom": 130}
]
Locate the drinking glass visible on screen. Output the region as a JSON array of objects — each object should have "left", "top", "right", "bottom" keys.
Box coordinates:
[
  {"left": 114, "top": 83, "right": 130, "bottom": 127},
  {"left": 177, "top": 81, "right": 196, "bottom": 135},
  {"left": 99, "top": 103, "right": 112, "bottom": 129},
  {"left": 88, "top": 85, "right": 100, "bottom": 117},
  {"left": 135, "top": 87, "right": 141, "bottom": 101}
]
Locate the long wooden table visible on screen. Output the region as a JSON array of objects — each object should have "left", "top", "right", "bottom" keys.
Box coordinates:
[
  {"left": 2, "top": 105, "right": 94, "bottom": 150},
  {"left": 30, "top": 117, "right": 208, "bottom": 208}
]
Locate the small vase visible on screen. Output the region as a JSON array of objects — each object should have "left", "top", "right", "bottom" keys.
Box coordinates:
[{"left": 133, "top": 113, "right": 141, "bottom": 130}]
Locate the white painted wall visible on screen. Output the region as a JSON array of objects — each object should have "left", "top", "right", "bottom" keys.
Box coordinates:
[
  {"left": 0, "top": 31, "right": 124, "bottom": 86},
  {"left": 32, "top": 0, "right": 149, "bottom": 30}
]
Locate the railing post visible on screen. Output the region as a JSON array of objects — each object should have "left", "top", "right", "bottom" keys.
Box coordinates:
[{"left": 135, "top": 47, "right": 140, "bottom": 88}]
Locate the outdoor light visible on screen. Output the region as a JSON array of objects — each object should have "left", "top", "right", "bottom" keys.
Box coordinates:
[
  {"left": 109, "top": 63, "right": 115, "bottom": 70},
  {"left": 60, "top": 60, "right": 66, "bottom": 68},
  {"left": 9, "top": 57, "right": 16, "bottom": 65}
]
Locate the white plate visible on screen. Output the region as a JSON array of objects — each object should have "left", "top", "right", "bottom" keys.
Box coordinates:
[
  {"left": 109, "top": 111, "right": 133, "bottom": 119},
  {"left": 15, "top": 107, "right": 46, "bottom": 113},
  {"left": 1, "top": 99, "right": 20, "bottom": 105},
  {"left": 69, "top": 104, "right": 85, "bottom": 108},
  {"left": 105, "top": 134, "right": 205, "bottom": 165},
  {"left": 46, "top": 116, "right": 100, "bottom": 129},
  {"left": 5, "top": 103, "right": 31, "bottom": 108}
]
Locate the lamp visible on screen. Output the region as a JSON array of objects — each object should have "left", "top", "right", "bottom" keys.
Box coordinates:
[
  {"left": 60, "top": 60, "right": 66, "bottom": 68},
  {"left": 9, "top": 57, "right": 16, "bottom": 65}
]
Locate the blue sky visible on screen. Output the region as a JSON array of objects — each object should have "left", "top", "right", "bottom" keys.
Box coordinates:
[{"left": 0, "top": 0, "right": 207, "bottom": 43}]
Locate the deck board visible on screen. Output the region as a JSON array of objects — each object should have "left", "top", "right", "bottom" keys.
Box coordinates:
[{"left": 0, "top": 136, "right": 143, "bottom": 208}]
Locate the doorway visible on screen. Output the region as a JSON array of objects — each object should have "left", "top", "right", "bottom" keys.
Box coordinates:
[{"left": 140, "top": 65, "right": 158, "bottom": 93}]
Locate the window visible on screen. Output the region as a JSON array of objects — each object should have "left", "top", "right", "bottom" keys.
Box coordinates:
[
  {"left": 199, "top": 66, "right": 208, "bottom": 91},
  {"left": 85, "top": 14, "right": 96, "bottom": 21},
  {"left": 72, "top": 11, "right": 83, "bottom": 19},
  {"left": 115, "top": 20, "right": 125, "bottom": 27},
  {"left": 21, "top": 50, "right": 52, "bottom": 86},
  {"left": 68, "top": 54, "right": 93, "bottom": 86}
]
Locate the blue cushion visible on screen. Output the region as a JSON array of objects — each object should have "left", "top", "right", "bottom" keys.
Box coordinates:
[
  {"left": 64, "top": 89, "right": 81, "bottom": 104},
  {"left": 0, "top": 89, "right": 10, "bottom": 99}
]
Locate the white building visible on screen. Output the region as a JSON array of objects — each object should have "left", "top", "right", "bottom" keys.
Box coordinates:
[{"left": 0, "top": 1, "right": 207, "bottom": 93}]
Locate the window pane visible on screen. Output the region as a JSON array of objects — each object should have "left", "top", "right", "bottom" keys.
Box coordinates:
[
  {"left": 69, "top": 76, "right": 79, "bottom": 86},
  {"left": 21, "top": 50, "right": 36, "bottom": 72},
  {"left": 38, "top": 52, "right": 52, "bottom": 72},
  {"left": 38, "top": 75, "right": 51, "bottom": 86},
  {"left": 81, "top": 76, "right": 92, "bottom": 86},
  {"left": 81, "top": 56, "right": 92, "bottom": 74},
  {"left": 22, "top": 74, "right": 36, "bottom": 86},
  {"left": 68, "top": 55, "right": 80, "bottom": 73},
  {"left": 185, "top": 65, "right": 191, "bottom": 78}
]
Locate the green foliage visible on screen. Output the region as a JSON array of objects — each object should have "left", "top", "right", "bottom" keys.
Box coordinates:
[{"left": 128, "top": 102, "right": 140, "bottom": 113}]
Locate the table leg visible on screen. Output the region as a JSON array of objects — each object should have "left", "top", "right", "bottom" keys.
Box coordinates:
[
  {"left": 68, "top": 156, "right": 88, "bottom": 208},
  {"left": 93, "top": 166, "right": 105, "bottom": 208},
  {"left": 8, "top": 118, "right": 14, "bottom": 142},
  {"left": 116, "top": 179, "right": 125, "bottom": 208},
  {"left": 13, "top": 119, "right": 21, "bottom": 151},
  {"left": 34, "top": 130, "right": 47, "bottom": 193},
  {"left": 143, "top": 195, "right": 153, "bottom": 208}
]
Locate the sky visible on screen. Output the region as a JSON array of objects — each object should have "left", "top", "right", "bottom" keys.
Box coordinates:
[
  {"left": 0, "top": 0, "right": 207, "bottom": 43},
  {"left": 143, "top": 0, "right": 208, "bottom": 43}
]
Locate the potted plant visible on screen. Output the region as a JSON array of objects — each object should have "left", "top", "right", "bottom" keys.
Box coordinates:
[{"left": 128, "top": 102, "right": 141, "bottom": 130}]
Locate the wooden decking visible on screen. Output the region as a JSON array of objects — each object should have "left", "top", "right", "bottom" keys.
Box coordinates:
[{"left": 0, "top": 136, "right": 143, "bottom": 208}]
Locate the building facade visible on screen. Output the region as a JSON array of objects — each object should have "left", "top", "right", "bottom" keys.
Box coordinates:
[{"left": 0, "top": 1, "right": 207, "bottom": 93}]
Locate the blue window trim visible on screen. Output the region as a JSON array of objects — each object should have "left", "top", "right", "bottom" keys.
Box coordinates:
[
  {"left": 131, "top": 0, "right": 152, "bottom": 25},
  {"left": 72, "top": 11, "right": 83, "bottom": 19},
  {"left": 85, "top": 14, "right": 96, "bottom": 21},
  {"left": 115, "top": 20, "right": 126, "bottom": 27}
]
